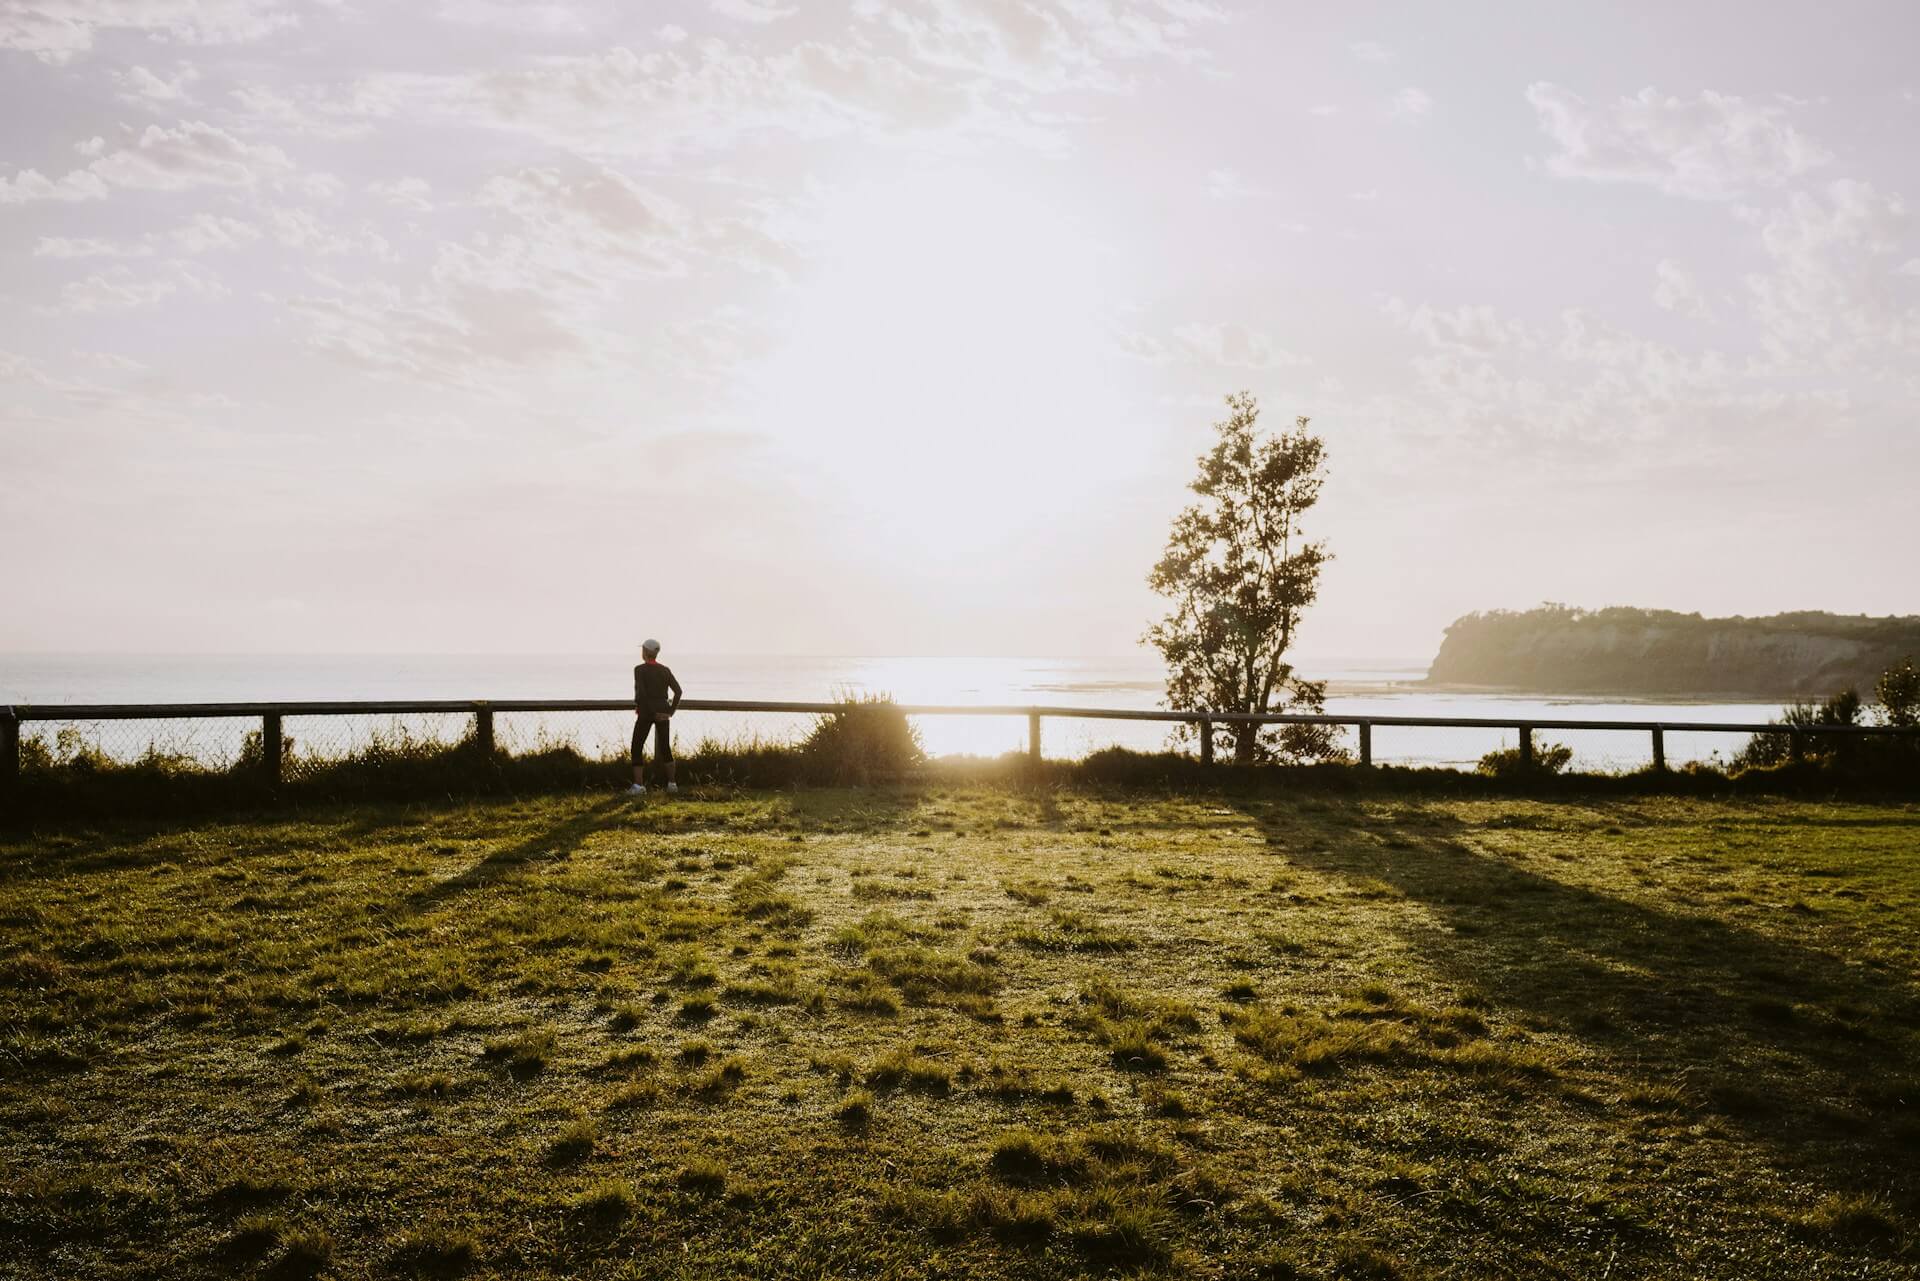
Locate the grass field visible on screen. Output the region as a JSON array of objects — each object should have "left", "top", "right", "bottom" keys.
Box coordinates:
[{"left": 3, "top": 786, "right": 1917, "bottom": 1279}]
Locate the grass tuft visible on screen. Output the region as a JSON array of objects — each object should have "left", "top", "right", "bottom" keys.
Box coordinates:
[
  {"left": 574, "top": 1179, "right": 637, "bottom": 1222},
  {"left": 479, "top": 1027, "right": 554, "bottom": 1079},
  {"left": 389, "top": 1224, "right": 479, "bottom": 1276},
  {"left": 677, "top": 1157, "right": 728, "bottom": 1195},
  {"left": 835, "top": 1087, "right": 875, "bottom": 1126}
]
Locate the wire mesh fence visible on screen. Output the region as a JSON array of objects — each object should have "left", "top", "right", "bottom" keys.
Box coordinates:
[
  {"left": 8, "top": 702, "right": 1916, "bottom": 800},
  {"left": 19, "top": 717, "right": 256, "bottom": 772}
]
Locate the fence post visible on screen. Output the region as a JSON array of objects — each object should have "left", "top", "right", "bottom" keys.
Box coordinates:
[
  {"left": 1518, "top": 725, "right": 1534, "bottom": 770},
  {"left": 1198, "top": 719, "right": 1213, "bottom": 767},
  {"left": 1650, "top": 726, "right": 1666, "bottom": 772},
  {"left": 474, "top": 703, "right": 495, "bottom": 757},
  {"left": 1028, "top": 712, "right": 1041, "bottom": 765},
  {"left": 262, "top": 713, "right": 283, "bottom": 785},
  {"left": 1358, "top": 721, "right": 1372, "bottom": 768},
  {"left": 1, "top": 709, "right": 18, "bottom": 798}
]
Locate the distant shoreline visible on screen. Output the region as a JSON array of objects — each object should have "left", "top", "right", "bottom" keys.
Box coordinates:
[{"left": 1426, "top": 607, "right": 1919, "bottom": 702}]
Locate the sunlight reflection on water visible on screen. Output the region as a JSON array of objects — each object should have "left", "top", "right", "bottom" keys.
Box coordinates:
[{"left": 1, "top": 653, "right": 1784, "bottom": 768}]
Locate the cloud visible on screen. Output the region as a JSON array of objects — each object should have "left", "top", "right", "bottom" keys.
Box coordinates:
[
  {"left": 1204, "top": 167, "right": 1252, "bottom": 200},
  {"left": 1653, "top": 258, "right": 1712, "bottom": 319},
  {"left": 380, "top": 39, "right": 994, "bottom": 160},
  {"left": 474, "top": 165, "right": 694, "bottom": 278},
  {"left": 369, "top": 177, "right": 435, "bottom": 212},
  {"left": 853, "top": 0, "right": 1227, "bottom": 93},
  {"left": 280, "top": 161, "right": 793, "bottom": 388},
  {"left": 1360, "top": 295, "right": 1793, "bottom": 463},
  {"left": 1526, "top": 82, "right": 1830, "bottom": 199},
  {"left": 283, "top": 274, "right": 586, "bottom": 385},
  {"left": 1388, "top": 86, "right": 1431, "bottom": 119},
  {"left": 435, "top": 0, "right": 591, "bottom": 32},
  {"left": 55, "top": 261, "right": 225, "bottom": 312},
  {"left": 90, "top": 120, "right": 292, "bottom": 190},
  {"left": 1, "top": 120, "right": 292, "bottom": 203},
  {"left": 352, "top": 7, "right": 1227, "bottom": 164},
  {"left": 0, "top": 0, "right": 296, "bottom": 62},
  {"left": 263, "top": 206, "right": 393, "bottom": 258},
  {"left": 1119, "top": 321, "right": 1308, "bottom": 369},
  {"left": 168, "top": 213, "right": 262, "bottom": 253},
  {"left": 32, "top": 214, "right": 261, "bottom": 260},
  {"left": 1740, "top": 179, "right": 1918, "bottom": 370},
  {"left": 34, "top": 235, "right": 149, "bottom": 259},
  {"left": 709, "top": 0, "right": 796, "bottom": 22},
  {"left": 0, "top": 167, "right": 108, "bottom": 204},
  {"left": 1385, "top": 299, "right": 1530, "bottom": 354},
  {"left": 112, "top": 63, "right": 201, "bottom": 107},
  {"left": 1348, "top": 40, "right": 1393, "bottom": 63},
  {"left": 230, "top": 83, "right": 377, "bottom": 139}
]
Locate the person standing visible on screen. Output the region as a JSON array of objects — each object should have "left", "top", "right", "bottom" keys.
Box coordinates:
[{"left": 629, "top": 638, "right": 683, "bottom": 796}]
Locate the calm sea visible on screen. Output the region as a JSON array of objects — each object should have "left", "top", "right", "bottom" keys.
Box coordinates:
[{"left": 0, "top": 653, "right": 1785, "bottom": 770}]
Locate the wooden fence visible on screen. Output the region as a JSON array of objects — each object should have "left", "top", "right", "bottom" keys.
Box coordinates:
[{"left": 3, "top": 698, "right": 1916, "bottom": 790}]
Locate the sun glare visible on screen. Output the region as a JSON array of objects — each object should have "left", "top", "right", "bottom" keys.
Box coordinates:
[{"left": 745, "top": 167, "right": 1146, "bottom": 567}]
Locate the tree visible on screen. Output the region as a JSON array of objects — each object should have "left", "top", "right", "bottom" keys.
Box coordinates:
[
  {"left": 1876, "top": 656, "right": 1919, "bottom": 728},
  {"left": 1145, "top": 392, "right": 1342, "bottom": 764}
]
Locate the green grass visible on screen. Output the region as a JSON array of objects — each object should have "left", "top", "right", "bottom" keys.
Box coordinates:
[{"left": 2, "top": 787, "right": 1918, "bottom": 1277}]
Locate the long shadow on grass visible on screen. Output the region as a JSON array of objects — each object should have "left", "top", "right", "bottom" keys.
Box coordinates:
[
  {"left": 402, "top": 798, "right": 625, "bottom": 914},
  {"left": 0, "top": 810, "right": 372, "bottom": 884},
  {"left": 1238, "top": 797, "right": 1920, "bottom": 1196},
  {"left": 780, "top": 787, "right": 929, "bottom": 829}
]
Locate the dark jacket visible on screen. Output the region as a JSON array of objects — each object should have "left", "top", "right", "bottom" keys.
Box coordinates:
[{"left": 634, "top": 661, "right": 682, "bottom": 717}]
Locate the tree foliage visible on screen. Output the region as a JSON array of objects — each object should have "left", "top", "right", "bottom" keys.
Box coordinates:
[
  {"left": 1144, "top": 392, "right": 1342, "bottom": 764},
  {"left": 1734, "top": 687, "right": 1862, "bottom": 769},
  {"left": 1876, "top": 656, "right": 1919, "bottom": 728}
]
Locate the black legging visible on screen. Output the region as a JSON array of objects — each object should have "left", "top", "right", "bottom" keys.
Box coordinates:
[{"left": 631, "top": 715, "right": 672, "bottom": 766}]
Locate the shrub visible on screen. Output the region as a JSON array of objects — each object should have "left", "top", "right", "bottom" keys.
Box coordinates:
[
  {"left": 1476, "top": 740, "right": 1573, "bottom": 777},
  {"left": 1735, "top": 688, "right": 1862, "bottom": 770},
  {"left": 1878, "top": 657, "right": 1920, "bottom": 728},
  {"left": 801, "top": 692, "right": 925, "bottom": 783}
]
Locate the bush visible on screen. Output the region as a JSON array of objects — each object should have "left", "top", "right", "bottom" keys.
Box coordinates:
[
  {"left": 800, "top": 692, "right": 925, "bottom": 784},
  {"left": 1735, "top": 688, "right": 1862, "bottom": 770},
  {"left": 1476, "top": 741, "right": 1573, "bottom": 777},
  {"left": 1877, "top": 657, "right": 1919, "bottom": 728}
]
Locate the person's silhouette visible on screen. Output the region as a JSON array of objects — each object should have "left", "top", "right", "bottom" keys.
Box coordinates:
[{"left": 628, "top": 638, "right": 682, "bottom": 796}]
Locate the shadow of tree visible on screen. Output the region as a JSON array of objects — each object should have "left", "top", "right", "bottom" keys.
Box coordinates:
[{"left": 1238, "top": 796, "right": 1920, "bottom": 1201}]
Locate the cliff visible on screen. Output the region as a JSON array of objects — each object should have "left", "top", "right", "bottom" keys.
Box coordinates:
[{"left": 1426, "top": 606, "right": 1920, "bottom": 698}]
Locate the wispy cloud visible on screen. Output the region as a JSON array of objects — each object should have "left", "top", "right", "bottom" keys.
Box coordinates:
[
  {"left": 1388, "top": 86, "right": 1432, "bottom": 119},
  {"left": 1526, "top": 83, "right": 1830, "bottom": 199},
  {"left": 0, "top": 0, "right": 297, "bottom": 62},
  {"left": 1, "top": 121, "right": 291, "bottom": 203},
  {"left": 1120, "top": 321, "right": 1309, "bottom": 369}
]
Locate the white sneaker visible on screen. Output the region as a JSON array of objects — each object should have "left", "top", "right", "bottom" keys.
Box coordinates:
[
  {"left": 627, "top": 783, "right": 646, "bottom": 796},
  {"left": 665, "top": 782, "right": 679, "bottom": 795}
]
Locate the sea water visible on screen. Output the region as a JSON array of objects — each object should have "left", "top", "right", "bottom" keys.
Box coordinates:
[{"left": 0, "top": 653, "right": 1786, "bottom": 770}]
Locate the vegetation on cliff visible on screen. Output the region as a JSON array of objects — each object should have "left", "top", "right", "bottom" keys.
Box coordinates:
[{"left": 1428, "top": 605, "right": 1920, "bottom": 697}]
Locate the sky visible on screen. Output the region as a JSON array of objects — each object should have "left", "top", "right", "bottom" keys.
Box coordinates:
[{"left": 2, "top": 0, "right": 1917, "bottom": 660}]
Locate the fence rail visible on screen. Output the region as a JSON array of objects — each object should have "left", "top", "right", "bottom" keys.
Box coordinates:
[{"left": 3, "top": 697, "right": 1916, "bottom": 791}]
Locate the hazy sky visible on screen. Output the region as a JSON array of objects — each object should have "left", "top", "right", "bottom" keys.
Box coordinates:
[{"left": 3, "top": 1, "right": 1917, "bottom": 659}]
